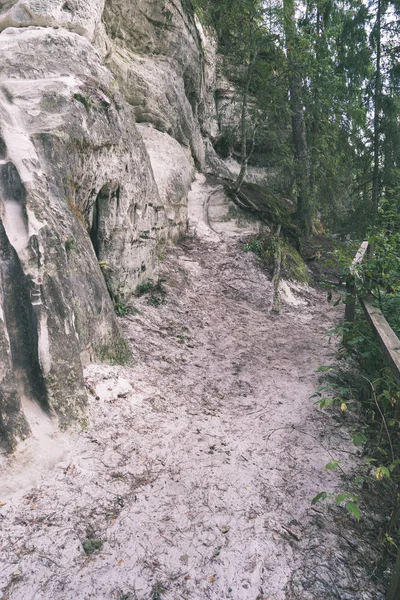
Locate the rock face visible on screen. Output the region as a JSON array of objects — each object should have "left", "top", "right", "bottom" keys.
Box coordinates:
[
  {"left": 0, "top": 0, "right": 225, "bottom": 450},
  {"left": 101, "top": 0, "right": 206, "bottom": 166},
  {"left": 138, "top": 125, "right": 195, "bottom": 238},
  {"left": 0, "top": 0, "right": 105, "bottom": 39}
]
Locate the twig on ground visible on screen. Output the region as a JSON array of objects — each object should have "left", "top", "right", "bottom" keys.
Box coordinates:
[
  {"left": 281, "top": 524, "right": 301, "bottom": 541},
  {"left": 327, "top": 570, "right": 343, "bottom": 600}
]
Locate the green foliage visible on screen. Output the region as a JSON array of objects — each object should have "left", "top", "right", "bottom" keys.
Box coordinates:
[
  {"left": 196, "top": 0, "right": 400, "bottom": 239},
  {"left": 283, "top": 242, "right": 311, "bottom": 283},
  {"left": 325, "top": 460, "right": 340, "bottom": 471},
  {"left": 114, "top": 298, "right": 131, "bottom": 317},
  {"left": 73, "top": 92, "right": 92, "bottom": 112},
  {"left": 136, "top": 278, "right": 167, "bottom": 305},
  {"left": 357, "top": 230, "right": 400, "bottom": 337},
  {"left": 136, "top": 280, "right": 156, "bottom": 296},
  {"left": 311, "top": 491, "right": 327, "bottom": 505},
  {"left": 345, "top": 501, "right": 361, "bottom": 521},
  {"left": 311, "top": 489, "right": 361, "bottom": 521},
  {"left": 82, "top": 539, "right": 104, "bottom": 554},
  {"left": 98, "top": 260, "right": 112, "bottom": 273},
  {"left": 313, "top": 231, "right": 400, "bottom": 548},
  {"left": 244, "top": 235, "right": 275, "bottom": 258},
  {"left": 65, "top": 236, "right": 77, "bottom": 252},
  {"left": 244, "top": 232, "right": 310, "bottom": 283}
]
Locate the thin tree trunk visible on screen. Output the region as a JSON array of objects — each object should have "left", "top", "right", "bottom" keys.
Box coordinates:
[
  {"left": 283, "top": 0, "right": 312, "bottom": 239},
  {"left": 290, "top": 68, "right": 311, "bottom": 234},
  {"left": 272, "top": 224, "right": 282, "bottom": 313},
  {"left": 372, "top": 0, "right": 382, "bottom": 209},
  {"left": 235, "top": 51, "right": 257, "bottom": 193}
]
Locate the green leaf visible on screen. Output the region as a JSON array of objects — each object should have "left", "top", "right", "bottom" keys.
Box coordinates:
[
  {"left": 352, "top": 432, "right": 367, "bottom": 447},
  {"left": 311, "top": 491, "right": 328, "bottom": 505},
  {"left": 376, "top": 466, "right": 390, "bottom": 480},
  {"left": 389, "top": 459, "right": 400, "bottom": 472},
  {"left": 317, "top": 365, "right": 333, "bottom": 373},
  {"left": 336, "top": 493, "right": 350, "bottom": 505},
  {"left": 345, "top": 501, "right": 361, "bottom": 521},
  {"left": 325, "top": 460, "right": 340, "bottom": 470},
  {"left": 315, "top": 397, "right": 334, "bottom": 408}
]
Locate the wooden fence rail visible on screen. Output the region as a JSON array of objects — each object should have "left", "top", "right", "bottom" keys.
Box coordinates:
[{"left": 344, "top": 241, "right": 400, "bottom": 600}]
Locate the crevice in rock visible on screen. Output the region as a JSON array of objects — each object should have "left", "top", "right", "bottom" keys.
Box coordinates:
[
  {"left": 90, "top": 184, "right": 110, "bottom": 259},
  {"left": 90, "top": 194, "right": 100, "bottom": 258},
  {"left": 62, "top": 1, "right": 73, "bottom": 12},
  {"left": 89, "top": 183, "right": 122, "bottom": 304},
  {"left": 0, "top": 221, "right": 49, "bottom": 412},
  {"left": 0, "top": 159, "right": 49, "bottom": 414},
  {"left": 90, "top": 183, "right": 120, "bottom": 260},
  {"left": 0, "top": 135, "right": 6, "bottom": 160}
]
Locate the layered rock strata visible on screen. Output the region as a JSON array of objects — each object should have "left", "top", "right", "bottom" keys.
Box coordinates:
[{"left": 0, "top": 0, "right": 221, "bottom": 450}]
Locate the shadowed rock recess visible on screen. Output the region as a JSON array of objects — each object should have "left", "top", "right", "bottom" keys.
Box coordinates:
[{"left": 0, "top": 0, "right": 222, "bottom": 450}]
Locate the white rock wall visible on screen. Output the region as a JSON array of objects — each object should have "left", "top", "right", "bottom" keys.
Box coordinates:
[
  {"left": 0, "top": 0, "right": 105, "bottom": 39},
  {"left": 0, "top": 0, "right": 224, "bottom": 449}
]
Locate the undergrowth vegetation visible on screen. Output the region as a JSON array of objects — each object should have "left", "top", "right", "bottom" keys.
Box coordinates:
[
  {"left": 244, "top": 231, "right": 311, "bottom": 283},
  {"left": 313, "top": 209, "right": 400, "bottom": 573},
  {"left": 136, "top": 278, "right": 167, "bottom": 307}
]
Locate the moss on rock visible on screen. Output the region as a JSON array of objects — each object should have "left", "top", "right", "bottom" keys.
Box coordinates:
[
  {"left": 97, "top": 337, "right": 131, "bottom": 366},
  {"left": 282, "top": 242, "right": 311, "bottom": 284},
  {"left": 244, "top": 232, "right": 311, "bottom": 284}
]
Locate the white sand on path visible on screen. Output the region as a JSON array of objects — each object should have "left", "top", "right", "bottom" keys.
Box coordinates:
[{"left": 0, "top": 175, "right": 383, "bottom": 600}]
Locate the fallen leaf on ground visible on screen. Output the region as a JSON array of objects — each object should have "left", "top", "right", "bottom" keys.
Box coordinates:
[{"left": 221, "top": 525, "right": 230, "bottom": 534}]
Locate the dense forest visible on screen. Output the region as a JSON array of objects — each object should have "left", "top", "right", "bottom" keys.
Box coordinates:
[{"left": 194, "top": 0, "right": 400, "bottom": 237}]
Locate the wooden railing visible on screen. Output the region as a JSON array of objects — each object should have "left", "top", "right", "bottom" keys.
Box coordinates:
[
  {"left": 344, "top": 240, "right": 369, "bottom": 323},
  {"left": 345, "top": 241, "right": 400, "bottom": 599}
]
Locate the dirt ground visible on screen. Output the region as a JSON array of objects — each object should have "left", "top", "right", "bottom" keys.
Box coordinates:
[{"left": 0, "top": 175, "right": 385, "bottom": 600}]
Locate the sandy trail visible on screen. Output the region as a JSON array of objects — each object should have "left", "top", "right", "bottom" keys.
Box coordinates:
[{"left": 0, "top": 176, "right": 383, "bottom": 600}]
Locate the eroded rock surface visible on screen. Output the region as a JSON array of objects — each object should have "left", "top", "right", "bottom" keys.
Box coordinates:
[
  {"left": 101, "top": 0, "right": 206, "bottom": 168},
  {"left": 0, "top": 0, "right": 105, "bottom": 39},
  {"left": 138, "top": 124, "right": 195, "bottom": 238},
  {"left": 0, "top": 0, "right": 226, "bottom": 449}
]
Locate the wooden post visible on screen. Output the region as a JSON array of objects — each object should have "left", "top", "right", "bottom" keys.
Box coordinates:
[
  {"left": 343, "top": 275, "right": 356, "bottom": 345},
  {"left": 344, "top": 275, "right": 356, "bottom": 323},
  {"left": 387, "top": 549, "right": 400, "bottom": 600},
  {"left": 343, "top": 241, "right": 369, "bottom": 342}
]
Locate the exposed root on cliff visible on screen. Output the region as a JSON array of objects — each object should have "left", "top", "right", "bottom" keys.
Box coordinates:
[{"left": 0, "top": 177, "right": 384, "bottom": 600}]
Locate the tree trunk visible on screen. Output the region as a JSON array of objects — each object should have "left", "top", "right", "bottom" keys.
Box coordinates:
[
  {"left": 234, "top": 52, "right": 257, "bottom": 193},
  {"left": 372, "top": 0, "right": 382, "bottom": 209},
  {"left": 283, "top": 0, "right": 312, "bottom": 239},
  {"left": 272, "top": 224, "right": 282, "bottom": 314}
]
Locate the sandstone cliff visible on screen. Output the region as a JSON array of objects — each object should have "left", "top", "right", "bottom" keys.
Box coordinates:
[{"left": 0, "top": 0, "right": 221, "bottom": 450}]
